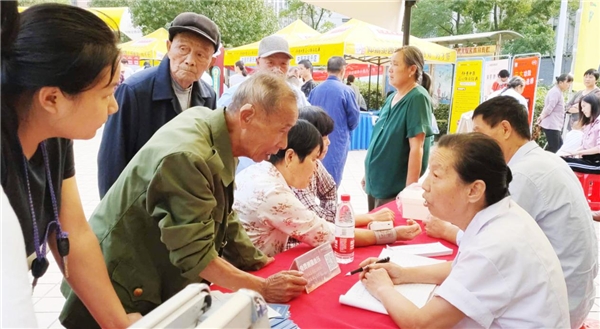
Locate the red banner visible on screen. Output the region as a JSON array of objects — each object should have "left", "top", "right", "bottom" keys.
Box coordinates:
[
  {"left": 314, "top": 64, "right": 385, "bottom": 82},
  {"left": 512, "top": 56, "right": 540, "bottom": 124}
]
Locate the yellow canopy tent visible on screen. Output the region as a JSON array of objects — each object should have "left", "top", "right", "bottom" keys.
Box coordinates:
[
  {"left": 18, "top": 6, "right": 143, "bottom": 41},
  {"left": 290, "top": 19, "right": 456, "bottom": 66},
  {"left": 119, "top": 28, "right": 168, "bottom": 66},
  {"left": 224, "top": 19, "right": 320, "bottom": 67}
]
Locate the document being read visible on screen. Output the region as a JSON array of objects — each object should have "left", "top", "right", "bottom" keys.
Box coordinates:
[{"left": 339, "top": 249, "right": 445, "bottom": 314}]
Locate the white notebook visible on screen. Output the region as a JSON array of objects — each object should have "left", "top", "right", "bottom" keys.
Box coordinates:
[
  {"left": 339, "top": 249, "right": 445, "bottom": 314},
  {"left": 385, "top": 242, "right": 453, "bottom": 257}
]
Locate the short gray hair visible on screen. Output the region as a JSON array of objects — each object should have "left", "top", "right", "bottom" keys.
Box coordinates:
[
  {"left": 327, "top": 56, "right": 347, "bottom": 73},
  {"left": 507, "top": 76, "right": 525, "bottom": 89},
  {"left": 227, "top": 72, "right": 297, "bottom": 115}
]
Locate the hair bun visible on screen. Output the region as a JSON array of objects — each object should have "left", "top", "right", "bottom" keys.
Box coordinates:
[
  {"left": 505, "top": 166, "right": 513, "bottom": 186},
  {"left": 1, "top": 1, "right": 20, "bottom": 59}
]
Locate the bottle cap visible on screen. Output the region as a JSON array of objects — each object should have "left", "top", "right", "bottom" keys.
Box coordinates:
[{"left": 341, "top": 194, "right": 350, "bottom": 201}]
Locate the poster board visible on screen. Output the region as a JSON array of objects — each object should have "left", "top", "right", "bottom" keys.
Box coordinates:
[
  {"left": 483, "top": 58, "right": 511, "bottom": 99},
  {"left": 512, "top": 54, "right": 541, "bottom": 125},
  {"left": 449, "top": 59, "right": 484, "bottom": 133}
]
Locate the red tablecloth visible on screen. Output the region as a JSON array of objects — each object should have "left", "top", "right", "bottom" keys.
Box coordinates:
[{"left": 215, "top": 201, "right": 458, "bottom": 329}]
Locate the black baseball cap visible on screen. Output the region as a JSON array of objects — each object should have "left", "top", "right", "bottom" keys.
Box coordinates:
[{"left": 168, "top": 12, "right": 220, "bottom": 52}]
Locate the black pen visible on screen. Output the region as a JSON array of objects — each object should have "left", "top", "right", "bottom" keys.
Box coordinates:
[{"left": 345, "top": 257, "right": 390, "bottom": 276}]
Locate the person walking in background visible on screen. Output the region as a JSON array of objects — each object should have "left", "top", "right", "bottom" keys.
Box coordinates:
[
  {"left": 537, "top": 73, "right": 573, "bottom": 152},
  {"left": 298, "top": 59, "right": 316, "bottom": 97},
  {"left": 308, "top": 56, "right": 360, "bottom": 186},
  {"left": 346, "top": 74, "right": 367, "bottom": 110},
  {"left": 491, "top": 69, "right": 510, "bottom": 92},
  {"left": 97, "top": 13, "right": 219, "bottom": 198},
  {"left": 363, "top": 46, "right": 434, "bottom": 210},
  {"left": 229, "top": 60, "right": 248, "bottom": 87}
]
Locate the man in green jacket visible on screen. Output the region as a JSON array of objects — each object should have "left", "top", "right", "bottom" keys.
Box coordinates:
[{"left": 60, "top": 73, "right": 306, "bottom": 328}]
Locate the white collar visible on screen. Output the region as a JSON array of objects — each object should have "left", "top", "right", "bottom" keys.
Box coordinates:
[
  {"left": 507, "top": 141, "right": 539, "bottom": 168},
  {"left": 461, "top": 196, "right": 512, "bottom": 245}
]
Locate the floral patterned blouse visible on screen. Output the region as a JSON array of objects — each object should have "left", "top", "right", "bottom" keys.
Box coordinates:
[{"left": 234, "top": 161, "right": 335, "bottom": 257}]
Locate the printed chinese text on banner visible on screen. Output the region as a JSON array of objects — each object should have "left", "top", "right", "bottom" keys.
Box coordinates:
[
  {"left": 449, "top": 60, "right": 483, "bottom": 133},
  {"left": 512, "top": 55, "right": 541, "bottom": 125}
]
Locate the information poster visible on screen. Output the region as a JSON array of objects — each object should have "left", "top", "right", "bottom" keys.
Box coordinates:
[
  {"left": 483, "top": 59, "right": 510, "bottom": 99},
  {"left": 432, "top": 64, "right": 454, "bottom": 105},
  {"left": 512, "top": 56, "right": 540, "bottom": 124},
  {"left": 449, "top": 59, "right": 483, "bottom": 133}
]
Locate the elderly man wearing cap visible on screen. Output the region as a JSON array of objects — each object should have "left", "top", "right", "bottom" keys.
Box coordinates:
[
  {"left": 97, "top": 12, "right": 219, "bottom": 198},
  {"left": 60, "top": 73, "right": 307, "bottom": 328},
  {"left": 217, "top": 35, "right": 309, "bottom": 109}
]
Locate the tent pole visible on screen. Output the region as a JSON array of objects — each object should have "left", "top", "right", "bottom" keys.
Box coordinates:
[
  {"left": 402, "top": 0, "right": 417, "bottom": 46},
  {"left": 376, "top": 57, "right": 381, "bottom": 110},
  {"left": 368, "top": 64, "right": 372, "bottom": 110}
]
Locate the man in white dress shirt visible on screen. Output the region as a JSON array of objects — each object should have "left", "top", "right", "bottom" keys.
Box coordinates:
[{"left": 471, "top": 96, "right": 598, "bottom": 328}]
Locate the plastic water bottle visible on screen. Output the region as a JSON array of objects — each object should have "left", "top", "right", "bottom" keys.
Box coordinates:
[{"left": 334, "top": 194, "right": 355, "bottom": 264}]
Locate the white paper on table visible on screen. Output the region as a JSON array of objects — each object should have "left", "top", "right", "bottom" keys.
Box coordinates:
[
  {"left": 267, "top": 306, "right": 282, "bottom": 319},
  {"left": 339, "top": 250, "right": 446, "bottom": 314},
  {"left": 385, "top": 242, "right": 453, "bottom": 257}
]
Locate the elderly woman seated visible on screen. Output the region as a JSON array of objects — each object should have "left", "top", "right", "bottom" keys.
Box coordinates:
[
  {"left": 359, "top": 133, "right": 569, "bottom": 328},
  {"left": 234, "top": 120, "right": 421, "bottom": 257}
]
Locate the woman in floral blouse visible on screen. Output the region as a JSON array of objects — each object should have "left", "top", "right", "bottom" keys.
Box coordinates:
[{"left": 234, "top": 120, "right": 422, "bottom": 257}]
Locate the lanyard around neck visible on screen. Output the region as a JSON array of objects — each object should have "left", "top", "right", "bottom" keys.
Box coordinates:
[{"left": 22, "top": 141, "right": 68, "bottom": 263}]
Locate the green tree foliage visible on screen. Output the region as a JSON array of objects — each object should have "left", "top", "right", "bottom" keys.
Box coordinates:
[
  {"left": 88, "top": 0, "right": 128, "bottom": 7},
  {"left": 411, "top": 0, "right": 561, "bottom": 55},
  {"left": 280, "top": 0, "right": 333, "bottom": 32},
  {"left": 411, "top": 0, "right": 475, "bottom": 38},
  {"left": 124, "top": 0, "right": 278, "bottom": 48},
  {"left": 18, "top": 0, "right": 70, "bottom": 6}
]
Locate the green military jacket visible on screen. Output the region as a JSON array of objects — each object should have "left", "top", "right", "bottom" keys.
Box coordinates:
[{"left": 60, "top": 107, "right": 267, "bottom": 328}]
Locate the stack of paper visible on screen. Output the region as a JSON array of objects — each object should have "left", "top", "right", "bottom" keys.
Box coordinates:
[
  {"left": 385, "top": 242, "right": 453, "bottom": 257},
  {"left": 339, "top": 249, "right": 446, "bottom": 314},
  {"left": 268, "top": 304, "right": 298, "bottom": 329}
]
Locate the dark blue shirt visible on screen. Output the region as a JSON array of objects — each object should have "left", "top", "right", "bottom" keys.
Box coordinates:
[
  {"left": 97, "top": 57, "right": 217, "bottom": 197},
  {"left": 308, "top": 75, "right": 360, "bottom": 186}
]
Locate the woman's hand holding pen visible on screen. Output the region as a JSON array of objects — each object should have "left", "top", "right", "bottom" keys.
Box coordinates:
[
  {"left": 358, "top": 257, "right": 405, "bottom": 285},
  {"left": 361, "top": 266, "right": 394, "bottom": 300}
]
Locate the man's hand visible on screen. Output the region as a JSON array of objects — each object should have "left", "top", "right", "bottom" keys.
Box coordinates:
[
  {"left": 370, "top": 208, "right": 395, "bottom": 222},
  {"left": 261, "top": 271, "right": 307, "bottom": 303}
]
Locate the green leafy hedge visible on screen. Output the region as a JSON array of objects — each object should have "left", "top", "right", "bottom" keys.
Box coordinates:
[
  {"left": 355, "top": 81, "right": 386, "bottom": 110},
  {"left": 433, "top": 104, "right": 450, "bottom": 141},
  {"left": 532, "top": 86, "right": 549, "bottom": 148}
]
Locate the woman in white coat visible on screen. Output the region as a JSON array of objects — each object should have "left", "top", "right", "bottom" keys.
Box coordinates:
[{"left": 359, "top": 133, "right": 570, "bottom": 329}]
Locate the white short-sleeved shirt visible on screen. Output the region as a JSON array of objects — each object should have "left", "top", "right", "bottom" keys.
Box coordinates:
[
  {"left": 1, "top": 187, "right": 38, "bottom": 328},
  {"left": 508, "top": 141, "right": 598, "bottom": 328},
  {"left": 233, "top": 161, "right": 335, "bottom": 257},
  {"left": 487, "top": 88, "right": 528, "bottom": 109},
  {"left": 435, "top": 197, "right": 570, "bottom": 329}
]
